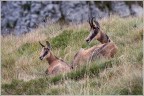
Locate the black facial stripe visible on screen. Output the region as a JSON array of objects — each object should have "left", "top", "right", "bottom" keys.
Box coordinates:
[
  {"left": 94, "top": 27, "right": 99, "bottom": 34},
  {"left": 90, "top": 32, "right": 97, "bottom": 40},
  {"left": 42, "top": 51, "right": 48, "bottom": 57},
  {"left": 90, "top": 28, "right": 99, "bottom": 40}
]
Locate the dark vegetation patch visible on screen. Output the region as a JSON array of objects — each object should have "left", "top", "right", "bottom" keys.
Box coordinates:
[
  {"left": 17, "top": 42, "right": 39, "bottom": 55},
  {"left": 51, "top": 30, "right": 73, "bottom": 49},
  {"left": 51, "top": 29, "right": 88, "bottom": 49}
]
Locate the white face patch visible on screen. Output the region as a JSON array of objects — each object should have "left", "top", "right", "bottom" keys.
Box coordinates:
[
  {"left": 85, "top": 29, "right": 97, "bottom": 43},
  {"left": 86, "top": 29, "right": 94, "bottom": 40},
  {"left": 39, "top": 47, "right": 50, "bottom": 60}
]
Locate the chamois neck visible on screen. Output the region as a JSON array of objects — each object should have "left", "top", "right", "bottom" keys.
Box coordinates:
[
  {"left": 46, "top": 51, "right": 58, "bottom": 65},
  {"left": 97, "top": 31, "right": 111, "bottom": 44}
]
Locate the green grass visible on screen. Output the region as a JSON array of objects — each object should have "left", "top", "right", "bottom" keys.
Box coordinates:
[
  {"left": 1, "top": 58, "right": 118, "bottom": 95},
  {"left": 1, "top": 16, "right": 143, "bottom": 95}
]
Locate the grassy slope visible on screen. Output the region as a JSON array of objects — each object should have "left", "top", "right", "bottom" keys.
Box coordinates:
[{"left": 1, "top": 16, "right": 143, "bottom": 95}]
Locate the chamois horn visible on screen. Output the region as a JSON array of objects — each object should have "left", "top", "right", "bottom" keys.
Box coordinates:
[
  {"left": 90, "top": 17, "right": 100, "bottom": 29},
  {"left": 39, "top": 41, "right": 45, "bottom": 47},
  {"left": 88, "top": 17, "right": 93, "bottom": 28}
]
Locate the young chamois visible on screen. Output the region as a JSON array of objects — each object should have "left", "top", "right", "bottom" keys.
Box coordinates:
[
  {"left": 39, "top": 41, "right": 71, "bottom": 75},
  {"left": 72, "top": 18, "right": 118, "bottom": 68}
]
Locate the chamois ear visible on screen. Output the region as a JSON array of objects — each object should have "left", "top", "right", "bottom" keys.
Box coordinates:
[
  {"left": 88, "top": 18, "right": 93, "bottom": 28},
  {"left": 39, "top": 41, "right": 45, "bottom": 47},
  {"left": 46, "top": 41, "right": 51, "bottom": 49},
  {"left": 91, "top": 17, "right": 95, "bottom": 27},
  {"left": 89, "top": 17, "right": 96, "bottom": 28},
  {"left": 94, "top": 20, "right": 100, "bottom": 29},
  {"left": 91, "top": 17, "right": 100, "bottom": 29}
]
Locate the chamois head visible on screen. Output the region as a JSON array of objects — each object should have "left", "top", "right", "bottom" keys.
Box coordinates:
[
  {"left": 85, "top": 17, "right": 100, "bottom": 43},
  {"left": 39, "top": 41, "right": 51, "bottom": 60}
]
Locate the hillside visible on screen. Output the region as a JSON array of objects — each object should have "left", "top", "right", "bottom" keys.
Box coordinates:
[{"left": 1, "top": 16, "right": 143, "bottom": 95}]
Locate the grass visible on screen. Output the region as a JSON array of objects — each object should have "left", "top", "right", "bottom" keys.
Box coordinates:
[{"left": 1, "top": 15, "right": 143, "bottom": 95}]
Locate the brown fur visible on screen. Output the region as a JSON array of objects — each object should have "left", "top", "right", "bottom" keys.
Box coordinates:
[
  {"left": 96, "top": 30, "right": 111, "bottom": 44},
  {"left": 72, "top": 18, "right": 118, "bottom": 68},
  {"left": 86, "top": 18, "right": 111, "bottom": 44},
  {"left": 72, "top": 41, "right": 118, "bottom": 68},
  {"left": 45, "top": 52, "right": 71, "bottom": 75},
  {"left": 39, "top": 41, "right": 71, "bottom": 75}
]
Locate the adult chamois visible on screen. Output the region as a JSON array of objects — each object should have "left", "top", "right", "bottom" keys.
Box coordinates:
[
  {"left": 72, "top": 18, "right": 118, "bottom": 68},
  {"left": 39, "top": 41, "right": 71, "bottom": 75},
  {"left": 85, "top": 17, "right": 111, "bottom": 44}
]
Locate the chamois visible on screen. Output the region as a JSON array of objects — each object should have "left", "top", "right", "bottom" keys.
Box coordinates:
[
  {"left": 85, "top": 17, "right": 111, "bottom": 44},
  {"left": 72, "top": 18, "right": 118, "bottom": 68},
  {"left": 39, "top": 41, "right": 71, "bottom": 75}
]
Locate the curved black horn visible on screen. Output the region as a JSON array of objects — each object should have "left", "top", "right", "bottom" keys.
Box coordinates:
[
  {"left": 88, "top": 17, "right": 92, "bottom": 27},
  {"left": 91, "top": 17, "right": 100, "bottom": 29},
  {"left": 94, "top": 20, "right": 100, "bottom": 29},
  {"left": 39, "top": 41, "right": 45, "bottom": 47},
  {"left": 88, "top": 17, "right": 95, "bottom": 28},
  {"left": 91, "top": 17, "right": 95, "bottom": 26},
  {"left": 89, "top": 17, "right": 96, "bottom": 28}
]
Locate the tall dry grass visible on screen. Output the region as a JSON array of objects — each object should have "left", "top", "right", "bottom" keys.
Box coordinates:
[{"left": 1, "top": 15, "right": 143, "bottom": 95}]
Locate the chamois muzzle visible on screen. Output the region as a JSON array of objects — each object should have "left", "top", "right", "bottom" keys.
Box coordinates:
[
  {"left": 86, "top": 38, "right": 91, "bottom": 43},
  {"left": 39, "top": 56, "right": 43, "bottom": 60}
]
